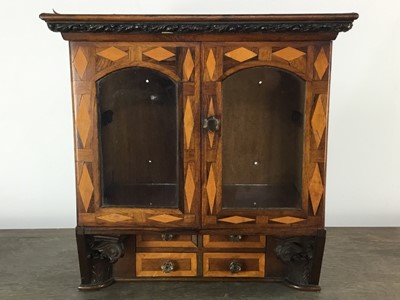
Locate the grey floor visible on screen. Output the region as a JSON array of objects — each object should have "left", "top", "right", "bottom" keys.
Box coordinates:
[{"left": 0, "top": 228, "right": 399, "bottom": 300}]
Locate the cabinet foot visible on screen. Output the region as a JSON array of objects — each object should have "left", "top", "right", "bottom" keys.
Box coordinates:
[
  {"left": 275, "top": 229, "right": 326, "bottom": 290},
  {"left": 76, "top": 228, "right": 125, "bottom": 290}
]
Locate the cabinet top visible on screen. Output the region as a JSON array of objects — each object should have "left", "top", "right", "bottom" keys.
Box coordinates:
[{"left": 40, "top": 13, "right": 358, "bottom": 36}]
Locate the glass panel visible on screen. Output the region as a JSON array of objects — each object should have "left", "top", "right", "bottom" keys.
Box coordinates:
[
  {"left": 97, "top": 67, "right": 179, "bottom": 208},
  {"left": 222, "top": 67, "right": 305, "bottom": 209}
]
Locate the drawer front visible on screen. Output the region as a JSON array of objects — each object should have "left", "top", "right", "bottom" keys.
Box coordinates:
[
  {"left": 203, "top": 253, "right": 265, "bottom": 277},
  {"left": 137, "top": 234, "right": 197, "bottom": 248},
  {"left": 203, "top": 235, "right": 266, "bottom": 248},
  {"left": 136, "top": 253, "right": 197, "bottom": 277}
]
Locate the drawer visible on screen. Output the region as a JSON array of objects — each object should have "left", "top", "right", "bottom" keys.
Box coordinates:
[
  {"left": 136, "top": 234, "right": 197, "bottom": 248},
  {"left": 136, "top": 253, "right": 197, "bottom": 277},
  {"left": 203, "top": 235, "right": 266, "bottom": 248},
  {"left": 203, "top": 253, "right": 265, "bottom": 278}
]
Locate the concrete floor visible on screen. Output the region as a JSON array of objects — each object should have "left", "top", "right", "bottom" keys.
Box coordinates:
[{"left": 0, "top": 228, "right": 399, "bottom": 300}]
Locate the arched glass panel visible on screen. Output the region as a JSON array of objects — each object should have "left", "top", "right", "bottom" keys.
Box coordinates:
[
  {"left": 222, "top": 67, "right": 305, "bottom": 209},
  {"left": 97, "top": 67, "right": 179, "bottom": 208}
]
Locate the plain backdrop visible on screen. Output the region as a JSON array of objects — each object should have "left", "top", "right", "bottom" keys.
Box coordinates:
[{"left": 0, "top": 1, "right": 399, "bottom": 228}]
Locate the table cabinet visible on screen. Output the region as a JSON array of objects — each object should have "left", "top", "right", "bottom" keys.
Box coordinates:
[{"left": 40, "top": 13, "right": 357, "bottom": 291}]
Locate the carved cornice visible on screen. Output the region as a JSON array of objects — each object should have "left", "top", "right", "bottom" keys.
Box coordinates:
[{"left": 44, "top": 21, "right": 354, "bottom": 34}]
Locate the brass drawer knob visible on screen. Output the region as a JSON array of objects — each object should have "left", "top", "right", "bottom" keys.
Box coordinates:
[
  {"left": 203, "top": 116, "right": 220, "bottom": 132},
  {"left": 161, "top": 233, "right": 174, "bottom": 241},
  {"left": 229, "top": 234, "right": 243, "bottom": 242},
  {"left": 161, "top": 260, "right": 175, "bottom": 273},
  {"left": 229, "top": 260, "right": 242, "bottom": 273}
]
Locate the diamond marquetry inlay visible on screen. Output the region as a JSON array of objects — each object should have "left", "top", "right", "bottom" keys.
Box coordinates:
[
  {"left": 224, "top": 47, "right": 257, "bottom": 62},
  {"left": 309, "top": 164, "right": 324, "bottom": 215},
  {"left": 270, "top": 216, "right": 306, "bottom": 224},
  {"left": 97, "top": 47, "right": 128, "bottom": 61},
  {"left": 78, "top": 164, "right": 93, "bottom": 212},
  {"left": 206, "top": 49, "right": 216, "bottom": 80},
  {"left": 73, "top": 47, "right": 88, "bottom": 79},
  {"left": 143, "top": 47, "right": 175, "bottom": 61},
  {"left": 77, "top": 95, "right": 91, "bottom": 148},
  {"left": 311, "top": 95, "right": 327, "bottom": 147},
  {"left": 208, "top": 98, "right": 215, "bottom": 147},
  {"left": 148, "top": 214, "right": 183, "bottom": 223},
  {"left": 314, "top": 48, "right": 329, "bottom": 79},
  {"left": 97, "top": 214, "right": 132, "bottom": 223},
  {"left": 272, "top": 47, "right": 306, "bottom": 61},
  {"left": 185, "top": 164, "right": 195, "bottom": 213},
  {"left": 183, "top": 49, "right": 195, "bottom": 80},
  {"left": 206, "top": 165, "right": 217, "bottom": 213},
  {"left": 219, "top": 216, "right": 255, "bottom": 224},
  {"left": 184, "top": 97, "right": 194, "bottom": 149}
]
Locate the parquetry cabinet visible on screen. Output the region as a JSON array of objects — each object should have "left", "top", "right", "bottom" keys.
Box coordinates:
[{"left": 40, "top": 13, "right": 358, "bottom": 291}]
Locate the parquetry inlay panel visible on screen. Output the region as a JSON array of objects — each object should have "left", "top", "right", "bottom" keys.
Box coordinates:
[
  {"left": 311, "top": 95, "right": 327, "bottom": 148},
  {"left": 309, "top": 164, "right": 324, "bottom": 215},
  {"left": 143, "top": 47, "right": 175, "bottom": 61},
  {"left": 207, "top": 98, "right": 215, "bottom": 147},
  {"left": 185, "top": 164, "right": 195, "bottom": 213},
  {"left": 148, "top": 214, "right": 183, "bottom": 223},
  {"left": 206, "top": 49, "right": 216, "bottom": 80},
  {"left": 73, "top": 47, "right": 88, "bottom": 79},
  {"left": 78, "top": 164, "right": 93, "bottom": 212},
  {"left": 76, "top": 95, "right": 91, "bottom": 148},
  {"left": 272, "top": 47, "right": 306, "bottom": 61},
  {"left": 219, "top": 216, "right": 255, "bottom": 224},
  {"left": 207, "top": 165, "right": 217, "bottom": 213},
  {"left": 270, "top": 216, "right": 306, "bottom": 224},
  {"left": 184, "top": 97, "right": 194, "bottom": 149},
  {"left": 225, "top": 47, "right": 257, "bottom": 62},
  {"left": 97, "top": 213, "right": 132, "bottom": 222},
  {"left": 183, "top": 49, "right": 195, "bottom": 80},
  {"left": 314, "top": 48, "right": 329, "bottom": 79},
  {"left": 97, "top": 46, "right": 128, "bottom": 61}
]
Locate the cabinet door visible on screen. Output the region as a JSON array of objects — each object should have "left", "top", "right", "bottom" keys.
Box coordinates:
[
  {"left": 71, "top": 42, "right": 201, "bottom": 228},
  {"left": 201, "top": 43, "right": 330, "bottom": 229}
]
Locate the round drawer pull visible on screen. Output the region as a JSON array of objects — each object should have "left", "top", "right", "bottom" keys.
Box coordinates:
[
  {"left": 161, "top": 233, "right": 174, "bottom": 241},
  {"left": 161, "top": 260, "right": 175, "bottom": 273},
  {"left": 229, "top": 234, "right": 243, "bottom": 242},
  {"left": 229, "top": 260, "right": 242, "bottom": 273}
]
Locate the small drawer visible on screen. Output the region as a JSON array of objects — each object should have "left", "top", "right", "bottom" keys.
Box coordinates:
[
  {"left": 136, "top": 234, "right": 197, "bottom": 248},
  {"left": 203, "top": 253, "right": 265, "bottom": 278},
  {"left": 136, "top": 253, "right": 197, "bottom": 277},
  {"left": 203, "top": 235, "right": 266, "bottom": 248}
]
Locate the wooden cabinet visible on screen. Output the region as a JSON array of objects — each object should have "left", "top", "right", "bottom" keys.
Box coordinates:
[{"left": 40, "top": 13, "right": 357, "bottom": 291}]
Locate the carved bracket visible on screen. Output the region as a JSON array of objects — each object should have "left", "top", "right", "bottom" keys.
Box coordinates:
[
  {"left": 78, "top": 235, "right": 126, "bottom": 290},
  {"left": 275, "top": 236, "right": 315, "bottom": 287}
]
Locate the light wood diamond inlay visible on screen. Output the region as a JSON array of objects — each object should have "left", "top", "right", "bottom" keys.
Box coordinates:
[
  {"left": 185, "top": 164, "right": 195, "bottom": 213},
  {"left": 77, "top": 95, "right": 91, "bottom": 148},
  {"left": 183, "top": 49, "right": 195, "bottom": 80},
  {"left": 78, "top": 164, "right": 93, "bottom": 212},
  {"left": 219, "top": 216, "right": 255, "bottom": 224},
  {"left": 311, "top": 95, "right": 327, "bottom": 147},
  {"left": 273, "top": 47, "right": 306, "bottom": 61},
  {"left": 208, "top": 98, "right": 215, "bottom": 147},
  {"left": 270, "top": 216, "right": 306, "bottom": 224},
  {"left": 207, "top": 165, "right": 217, "bottom": 213},
  {"left": 206, "top": 49, "right": 216, "bottom": 80},
  {"left": 148, "top": 214, "right": 183, "bottom": 223},
  {"left": 309, "top": 164, "right": 324, "bottom": 215},
  {"left": 225, "top": 47, "right": 257, "bottom": 62},
  {"left": 143, "top": 47, "right": 175, "bottom": 61},
  {"left": 184, "top": 97, "right": 194, "bottom": 149},
  {"left": 73, "top": 47, "right": 88, "bottom": 79},
  {"left": 314, "top": 48, "right": 329, "bottom": 79},
  {"left": 97, "top": 47, "right": 128, "bottom": 61},
  {"left": 97, "top": 214, "right": 132, "bottom": 222}
]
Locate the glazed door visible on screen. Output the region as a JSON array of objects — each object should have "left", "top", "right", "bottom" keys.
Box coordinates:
[
  {"left": 72, "top": 42, "right": 201, "bottom": 228},
  {"left": 201, "top": 43, "right": 330, "bottom": 229}
]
